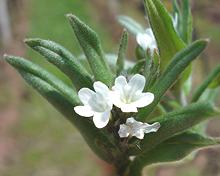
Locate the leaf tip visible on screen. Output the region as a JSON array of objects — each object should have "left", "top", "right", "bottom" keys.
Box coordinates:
[{"left": 24, "top": 38, "right": 42, "bottom": 48}]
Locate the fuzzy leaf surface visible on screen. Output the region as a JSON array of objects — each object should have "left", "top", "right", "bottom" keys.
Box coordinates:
[
  {"left": 137, "top": 40, "right": 208, "bottom": 120},
  {"left": 25, "top": 38, "right": 93, "bottom": 89},
  {"left": 129, "top": 132, "right": 220, "bottom": 176},
  {"left": 67, "top": 14, "right": 114, "bottom": 86}
]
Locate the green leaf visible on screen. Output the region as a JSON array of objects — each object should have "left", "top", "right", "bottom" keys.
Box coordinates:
[
  {"left": 4, "top": 55, "right": 118, "bottom": 163},
  {"left": 181, "top": 0, "right": 193, "bottom": 43},
  {"left": 129, "top": 132, "right": 220, "bottom": 175},
  {"left": 4, "top": 55, "right": 79, "bottom": 105},
  {"left": 130, "top": 102, "right": 219, "bottom": 155},
  {"left": 129, "top": 59, "right": 145, "bottom": 75},
  {"left": 67, "top": 14, "right": 114, "bottom": 86},
  {"left": 24, "top": 38, "right": 93, "bottom": 89},
  {"left": 117, "top": 15, "right": 145, "bottom": 36},
  {"left": 144, "top": 0, "right": 186, "bottom": 71},
  {"left": 116, "top": 30, "right": 128, "bottom": 75},
  {"left": 137, "top": 40, "right": 208, "bottom": 120},
  {"left": 192, "top": 63, "right": 220, "bottom": 102}
]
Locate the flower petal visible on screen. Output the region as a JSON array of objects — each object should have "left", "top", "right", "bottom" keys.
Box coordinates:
[
  {"left": 112, "top": 75, "right": 127, "bottom": 92},
  {"left": 132, "top": 129, "right": 145, "bottom": 139},
  {"left": 126, "top": 117, "right": 136, "bottom": 124},
  {"left": 121, "top": 104, "right": 138, "bottom": 113},
  {"left": 78, "top": 88, "right": 95, "bottom": 105},
  {"left": 136, "top": 33, "right": 152, "bottom": 50},
  {"left": 74, "top": 105, "right": 94, "bottom": 117},
  {"left": 143, "top": 122, "right": 160, "bottom": 134},
  {"left": 118, "top": 124, "right": 130, "bottom": 138},
  {"left": 128, "top": 74, "right": 146, "bottom": 93},
  {"left": 110, "top": 91, "right": 124, "bottom": 108},
  {"left": 93, "top": 111, "right": 111, "bottom": 128},
  {"left": 132, "top": 92, "right": 154, "bottom": 108},
  {"left": 93, "top": 81, "right": 109, "bottom": 96}
]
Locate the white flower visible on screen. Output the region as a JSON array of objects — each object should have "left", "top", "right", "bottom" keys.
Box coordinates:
[
  {"left": 136, "top": 28, "right": 157, "bottom": 52},
  {"left": 111, "top": 74, "right": 154, "bottom": 113},
  {"left": 74, "top": 81, "right": 112, "bottom": 128},
  {"left": 136, "top": 13, "right": 179, "bottom": 52},
  {"left": 118, "top": 117, "right": 160, "bottom": 139},
  {"left": 172, "top": 13, "right": 178, "bottom": 30}
]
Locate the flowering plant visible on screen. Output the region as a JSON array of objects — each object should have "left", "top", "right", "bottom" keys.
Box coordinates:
[{"left": 3, "top": 0, "right": 220, "bottom": 175}]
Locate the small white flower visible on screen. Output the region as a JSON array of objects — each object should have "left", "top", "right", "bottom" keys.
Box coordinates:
[
  {"left": 136, "top": 13, "right": 179, "bottom": 52},
  {"left": 111, "top": 74, "right": 154, "bottom": 113},
  {"left": 118, "top": 117, "right": 160, "bottom": 139},
  {"left": 136, "top": 28, "right": 157, "bottom": 53},
  {"left": 74, "top": 81, "right": 112, "bottom": 128},
  {"left": 172, "top": 13, "right": 178, "bottom": 29}
]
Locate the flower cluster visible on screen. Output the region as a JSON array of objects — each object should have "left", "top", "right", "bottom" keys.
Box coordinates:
[{"left": 74, "top": 74, "right": 160, "bottom": 139}]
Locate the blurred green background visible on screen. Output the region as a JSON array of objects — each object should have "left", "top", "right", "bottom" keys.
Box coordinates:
[{"left": 0, "top": 0, "right": 220, "bottom": 176}]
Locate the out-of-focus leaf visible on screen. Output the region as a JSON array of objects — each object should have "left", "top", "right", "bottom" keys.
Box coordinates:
[
  {"left": 130, "top": 102, "right": 219, "bottom": 155},
  {"left": 192, "top": 63, "right": 220, "bottom": 102},
  {"left": 24, "top": 38, "right": 93, "bottom": 89},
  {"left": 137, "top": 40, "right": 208, "bottom": 120},
  {"left": 129, "top": 132, "right": 220, "bottom": 175},
  {"left": 117, "top": 15, "right": 145, "bottom": 36},
  {"left": 129, "top": 59, "right": 145, "bottom": 75},
  {"left": 67, "top": 14, "right": 114, "bottom": 86},
  {"left": 116, "top": 30, "right": 128, "bottom": 75},
  {"left": 4, "top": 55, "right": 118, "bottom": 163},
  {"left": 181, "top": 0, "right": 193, "bottom": 43}
]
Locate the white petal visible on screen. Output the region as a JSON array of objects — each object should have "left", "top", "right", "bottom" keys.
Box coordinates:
[
  {"left": 143, "top": 122, "right": 160, "bottom": 134},
  {"left": 74, "top": 105, "right": 94, "bottom": 117},
  {"left": 128, "top": 74, "right": 146, "bottom": 93},
  {"left": 121, "top": 104, "right": 138, "bottom": 113},
  {"left": 145, "top": 28, "right": 153, "bottom": 36},
  {"left": 78, "top": 88, "right": 95, "bottom": 105},
  {"left": 132, "top": 92, "right": 154, "bottom": 108},
  {"left": 126, "top": 117, "right": 136, "bottom": 124},
  {"left": 132, "top": 129, "right": 145, "bottom": 139},
  {"left": 109, "top": 91, "right": 124, "bottom": 108},
  {"left": 93, "top": 81, "right": 109, "bottom": 96},
  {"left": 113, "top": 75, "right": 127, "bottom": 92},
  {"left": 136, "top": 33, "right": 152, "bottom": 50},
  {"left": 93, "top": 111, "right": 111, "bottom": 128},
  {"left": 118, "top": 124, "right": 130, "bottom": 138}
]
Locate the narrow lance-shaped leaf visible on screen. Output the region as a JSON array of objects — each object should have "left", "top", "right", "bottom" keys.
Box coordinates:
[
  {"left": 129, "top": 59, "right": 145, "bottom": 75},
  {"left": 129, "top": 132, "right": 220, "bottom": 176},
  {"left": 4, "top": 55, "right": 79, "bottom": 105},
  {"left": 4, "top": 56, "right": 119, "bottom": 163},
  {"left": 130, "top": 102, "right": 219, "bottom": 155},
  {"left": 24, "top": 38, "right": 93, "bottom": 89},
  {"left": 180, "top": 0, "right": 193, "bottom": 44},
  {"left": 67, "top": 14, "right": 114, "bottom": 86},
  {"left": 116, "top": 30, "right": 128, "bottom": 75},
  {"left": 137, "top": 40, "right": 208, "bottom": 120},
  {"left": 192, "top": 64, "right": 220, "bottom": 102},
  {"left": 117, "top": 15, "right": 145, "bottom": 36},
  {"left": 144, "top": 0, "right": 185, "bottom": 71}
]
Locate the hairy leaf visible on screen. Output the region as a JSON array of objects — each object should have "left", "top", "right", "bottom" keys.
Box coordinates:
[
  {"left": 116, "top": 30, "right": 128, "bottom": 75},
  {"left": 137, "top": 40, "right": 208, "bottom": 120},
  {"left": 144, "top": 0, "right": 185, "bottom": 71},
  {"left": 67, "top": 14, "right": 114, "bottom": 86},
  {"left": 192, "top": 64, "right": 220, "bottom": 102},
  {"left": 4, "top": 55, "right": 79, "bottom": 105},
  {"left": 4, "top": 55, "right": 118, "bottom": 163},
  {"left": 129, "top": 132, "right": 220, "bottom": 175},
  {"left": 130, "top": 102, "right": 219, "bottom": 155},
  {"left": 24, "top": 38, "right": 93, "bottom": 89}
]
